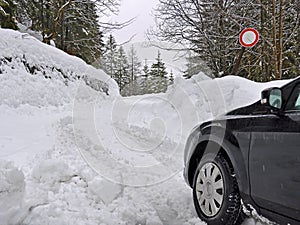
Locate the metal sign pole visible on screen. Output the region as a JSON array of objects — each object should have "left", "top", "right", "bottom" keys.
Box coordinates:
[
  {"left": 232, "top": 47, "right": 246, "bottom": 75},
  {"left": 232, "top": 28, "right": 259, "bottom": 75}
]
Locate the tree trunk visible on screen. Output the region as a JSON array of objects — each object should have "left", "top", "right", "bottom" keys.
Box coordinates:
[
  {"left": 272, "top": 0, "right": 279, "bottom": 79},
  {"left": 278, "top": 0, "right": 284, "bottom": 79},
  {"left": 60, "top": 11, "right": 64, "bottom": 50},
  {"left": 40, "top": 0, "right": 44, "bottom": 39},
  {"left": 43, "top": 0, "right": 72, "bottom": 44},
  {"left": 261, "top": 2, "right": 267, "bottom": 81},
  {"left": 232, "top": 47, "right": 245, "bottom": 75}
]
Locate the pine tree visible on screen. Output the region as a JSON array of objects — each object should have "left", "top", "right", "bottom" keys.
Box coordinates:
[
  {"left": 183, "top": 52, "right": 213, "bottom": 79},
  {"left": 115, "top": 46, "right": 130, "bottom": 90},
  {"left": 150, "top": 51, "right": 168, "bottom": 77},
  {"left": 149, "top": 51, "right": 168, "bottom": 93},
  {"left": 62, "top": 0, "right": 103, "bottom": 65},
  {"left": 102, "top": 34, "right": 118, "bottom": 78},
  {"left": 142, "top": 59, "right": 150, "bottom": 77},
  {"left": 16, "top": 0, "right": 105, "bottom": 66},
  {"left": 127, "top": 45, "right": 141, "bottom": 82},
  {"left": 16, "top": 0, "right": 57, "bottom": 39},
  {"left": 0, "top": 0, "right": 17, "bottom": 29}
]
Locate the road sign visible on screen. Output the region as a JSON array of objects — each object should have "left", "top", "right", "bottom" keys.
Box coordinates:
[{"left": 239, "top": 28, "right": 259, "bottom": 48}]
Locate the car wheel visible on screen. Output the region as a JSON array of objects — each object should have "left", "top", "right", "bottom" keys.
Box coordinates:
[{"left": 193, "top": 153, "right": 242, "bottom": 225}]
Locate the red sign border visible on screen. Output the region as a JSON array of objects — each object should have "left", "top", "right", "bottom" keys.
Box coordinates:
[{"left": 239, "top": 28, "right": 259, "bottom": 48}]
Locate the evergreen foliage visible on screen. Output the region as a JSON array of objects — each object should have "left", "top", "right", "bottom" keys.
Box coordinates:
[
  {"left": 62, "top": 0, "right": 103, "bottom": 65},
  {"left": 115, "top": 46, "right": 130, "bottom": 90},
  {"left": 149, "top": 51, "right": 168, "bottom": 77},
  {"left": 142, "top": 59, "right": 150, "bottom": 77},
  {"left": 102, "top": 34, "right": 118, "bottom": 78},
  {"left": 183, "top": 52, "right": 214, "bottom": 79},
  {"left": 0, "top": 0, "right": 17, "bottom": 29},
  {"left": 121, "top": 52, "right": 171, "bottom": 96},
  {"left": 15, "top": 0, "right": 111, "bottom": 65},
  {"left": 128, "top": 45, "right": 141, "bottom": 82},
  {"left": 146, "top": 51, "right": 169, "bottom": 94}
]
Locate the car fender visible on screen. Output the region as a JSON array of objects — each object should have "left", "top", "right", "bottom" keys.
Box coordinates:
[{"left": 186, "top": 125, "right": 250, "bottom": 197}]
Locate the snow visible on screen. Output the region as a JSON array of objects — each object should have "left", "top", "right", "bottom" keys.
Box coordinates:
[
  {"left": 88, "top": 178, "right": 123, "bottom": 204},
  {"left": 0, "top": 161, "right": 26, "bottom": 225},
  {"left": 32, "top": 159, "right": 73, "bottom": 185},
  {"left": 0, "top": 28, "right": 289, "bottom": 224}
]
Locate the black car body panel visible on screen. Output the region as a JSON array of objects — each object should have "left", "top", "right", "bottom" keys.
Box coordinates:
[{"left": 183, "top": 77, "right": 300, "bottom": 224}]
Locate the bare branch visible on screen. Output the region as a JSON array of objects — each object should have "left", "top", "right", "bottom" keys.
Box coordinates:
[{"left": 44, "top": 0, "right": 72, "bottom": 44}]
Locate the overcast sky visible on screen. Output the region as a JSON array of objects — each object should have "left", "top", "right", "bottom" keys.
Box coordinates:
[{"left": 107, "top": 0, "right": 159, "bottom": 43}]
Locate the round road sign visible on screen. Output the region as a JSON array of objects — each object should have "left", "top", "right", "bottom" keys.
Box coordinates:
[{"left": 239, "top": 28, "right": 259, "bottom": 48}]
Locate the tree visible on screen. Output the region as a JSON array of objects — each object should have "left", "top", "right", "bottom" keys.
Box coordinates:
[
  {"left": 115, "top": 46, "right": 129, "bottom": 90},
  {"left": 151, "top": 0, "right": 257, "bottom": 77},
  {"left": 16, "top": 0, "right": 58, "bottom": 39},
  {"left": 0, "top": 0, "right": 17, "bottom": 29},
  {"left": 152, "top": 0, "right": 300, "bottom": 81},
  {"left": 183, "top": 51, "right": 213, "bottom": 79},
  {"left": 102, "top": 34, "right": 118, "bottom": 78},
  {"left": 142, "top": 59, "right": 150, "bottom": 77},
  {"left": 149, "top": 51, "right": 168, "bottom": 93},
  {"left": 150, "top": 51, "right": 168, "bottom": 77},
  {"left": 61, "top": 0, "right": 103, "bottom": 65},
  {"left": 15, "top": 0, "right": 120, "bottom": 65},
  {"left": 127, "top": 45, "right": 141, "bottom": 82},
  {"left": 42, "top": 0, "right": 72, "bottom": 44}
]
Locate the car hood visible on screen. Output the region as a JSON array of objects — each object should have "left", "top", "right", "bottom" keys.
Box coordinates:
[
  {"left": 225, "top": 100, "right": 265, "bottom": 116},
  {"left": 199, "top": 100, "right": 267, "bottom": 130}
]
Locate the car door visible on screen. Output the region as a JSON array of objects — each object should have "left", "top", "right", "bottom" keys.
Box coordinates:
[{"left": 249, "top": 83, "right": 300, "bottom": 221}]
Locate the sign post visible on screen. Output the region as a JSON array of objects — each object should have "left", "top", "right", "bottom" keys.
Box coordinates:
[{"left": 232, "top": 28, "right": 259, "bottom": 75}]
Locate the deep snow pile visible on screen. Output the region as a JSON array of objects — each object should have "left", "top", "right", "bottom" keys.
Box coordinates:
[
  {"left": 0, "top": 161, "right": 26, "bottom": 225},
  {"left": 0, "top": 29, "right": 118, "bottom": 108},
  {"left": 0, "top": 28, "right": 288, "bottom": 225},
  {"left": 122, "top": 73, "right": 288, "bottom": 145}
]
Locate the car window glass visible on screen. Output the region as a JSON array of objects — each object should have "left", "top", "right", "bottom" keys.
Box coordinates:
[
  {"left": 269, "top": 89, "right": 282, "bottom": 109},
  {"left": 286, "top": 85, "right": 300, "bottom": 111},
  {"left": 295, "top": 95, "right": 300, "bottom": 108}
]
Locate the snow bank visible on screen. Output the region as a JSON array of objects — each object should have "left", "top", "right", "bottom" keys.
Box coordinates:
[
  {"left": 0, "top": 28, "right": 119, "bottom": 108},
  {"left": 118, "top": 73, "right": 289, "bottom": 147},
  {"left": 0, "top": 65, "right": 79, "bottom": 107},
  {"left": 0, "top": 160, "right": 26, "bottom": 225},
  {"left": 168, "top": 73, "right": 288, "bottom": 117},
  {"left": 164, "top": 73, "right": 289, "bottom": 138}
]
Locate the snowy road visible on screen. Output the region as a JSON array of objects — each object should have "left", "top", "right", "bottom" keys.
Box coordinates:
[{"left": 0, "top": 95, "right": 270, "bottom": 225}]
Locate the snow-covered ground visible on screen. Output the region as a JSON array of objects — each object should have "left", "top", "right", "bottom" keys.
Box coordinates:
[{"left": 0, "top": 29, "right": 288, "bottom": 225}]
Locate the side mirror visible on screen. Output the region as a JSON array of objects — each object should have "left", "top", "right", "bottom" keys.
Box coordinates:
[{"left": 261, "top": 87, "right": 282, "bottom": 110}]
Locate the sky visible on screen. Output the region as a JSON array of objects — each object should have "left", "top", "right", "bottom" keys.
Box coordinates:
[
  {"left": 104, "top": 0, "right": 187, "bottom": 77},
  {"left": 107, "top": 0, "right": 159, "bottom": 43}
]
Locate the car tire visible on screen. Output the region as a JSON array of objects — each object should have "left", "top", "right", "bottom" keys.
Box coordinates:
[{"left": 192, "top": 153, "right": 243, "bottom": 225}]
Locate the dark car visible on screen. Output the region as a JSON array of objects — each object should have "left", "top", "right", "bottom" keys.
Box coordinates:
[{"left": 183, "top": 77, "right": 300, "bottom": 225}]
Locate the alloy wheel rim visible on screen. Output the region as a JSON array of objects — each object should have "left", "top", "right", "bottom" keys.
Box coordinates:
[{"left": 196, "top": 162, "right": 224, "bottom": 217}]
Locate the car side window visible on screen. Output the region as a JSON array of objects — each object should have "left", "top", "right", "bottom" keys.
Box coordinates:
[
  {"left": 285, "top": 84, "right": 300, "bottom": 111},
  {"left": 295, "top": 95, "right": 300, "bottom": 108}
]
